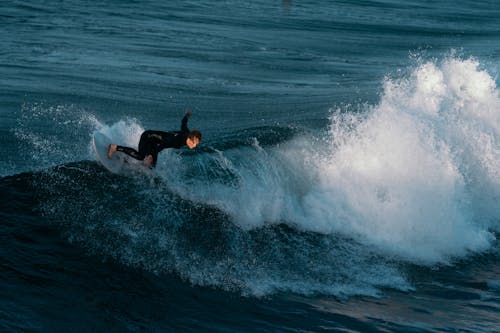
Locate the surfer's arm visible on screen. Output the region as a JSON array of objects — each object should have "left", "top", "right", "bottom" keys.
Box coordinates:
[{"left": 181, "top": 110, "right": 191, "bottom": 132}]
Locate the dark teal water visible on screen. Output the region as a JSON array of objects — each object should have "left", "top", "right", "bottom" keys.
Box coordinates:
[{"left": 1, "top": 1, "right": 499, "bottom": 332}]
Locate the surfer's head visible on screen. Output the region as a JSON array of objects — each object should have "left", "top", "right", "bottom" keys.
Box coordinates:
[{"left": 186, "top": 130, "right": 202, "bottom": 149}]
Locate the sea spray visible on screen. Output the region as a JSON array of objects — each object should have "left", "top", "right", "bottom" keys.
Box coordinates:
[
  {"left": 167, "top": 57, "right": 498, "bottom": 264},
  {"left": 95, "top": 118, "right": 145, "bottom": 151},
  {"left": 13, "top": 103, "right": 101, "bottom": 173},
  {"left": 303, "top": 57, "right": 498, "bottom": 263}
]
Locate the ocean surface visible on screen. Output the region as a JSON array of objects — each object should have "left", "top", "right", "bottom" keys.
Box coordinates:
[{"left": 1, "top": 1, "right": 499, "bottom": 332}]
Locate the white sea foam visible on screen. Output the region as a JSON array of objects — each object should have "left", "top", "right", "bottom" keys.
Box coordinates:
[
  {"left": 302, "top": 57, "right": 499, "bottom": 263},
  {"left": 304, "top": 59, "right": 500, "bottom": 262},
  {"left": 174, "top": 57, "right": 499, "bottom": 265}
]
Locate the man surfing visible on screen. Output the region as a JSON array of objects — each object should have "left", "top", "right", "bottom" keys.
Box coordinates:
[{"left": 107, "top": 110, "right": 202, "bottom": 168}]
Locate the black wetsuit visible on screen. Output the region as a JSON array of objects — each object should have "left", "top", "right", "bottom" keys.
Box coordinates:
[{"left": 116, "top": 114, "right": 190, "bottom": 167}]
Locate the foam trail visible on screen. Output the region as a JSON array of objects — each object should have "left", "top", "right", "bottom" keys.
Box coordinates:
[{"left": 160, "top": 138, "right": 316, "bottom": 229}]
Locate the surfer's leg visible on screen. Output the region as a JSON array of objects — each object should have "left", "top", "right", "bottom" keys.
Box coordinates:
[
  {"left": 151, "top": 151, "right": 159, "bottom": 167},
  {"left": 145, "top": 155, "right": 154, "bottom": 168},
  {"left": 108, "top": 131, "right": 151, "bottom": 161},
  {"left": 137, "top": 132, "right": 152, "bottom": 157},
  {"left": 115, "top": 145, "right": 145, "bottom": 160},
  {"left": 138, "top": 131, "right": 161, "bottom": 168},
  {"left": 107, "top": 144, "right": 117, "bottom": 158},
  {"left": 144, "top": 151, "right": 158, "bottom": 168}
]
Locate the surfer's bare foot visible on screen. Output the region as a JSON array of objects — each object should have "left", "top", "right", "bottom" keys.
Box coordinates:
[
  {"left": 145, "top": 155, "right": 153, "bottom": 168},
  {"left": 107, "top": 144, "right": 117, "bottom": 159}
]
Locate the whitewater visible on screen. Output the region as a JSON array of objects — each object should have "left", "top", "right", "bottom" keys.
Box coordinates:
[{"left": 132, "top": 57, "right": 499, "bottom": 265}]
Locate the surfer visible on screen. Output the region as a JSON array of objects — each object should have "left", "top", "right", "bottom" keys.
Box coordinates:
[{"left": 107, "top": 111, "right": 202, "bottom": 168}]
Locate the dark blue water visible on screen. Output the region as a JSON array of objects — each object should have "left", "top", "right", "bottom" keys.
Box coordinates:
[{"left": 1, "top": 1, "right": 499, "bottom": 332}]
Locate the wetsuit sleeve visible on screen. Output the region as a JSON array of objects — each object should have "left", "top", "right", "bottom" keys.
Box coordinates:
[{"left": 181, "top": 114, "right": 190, "bottom": 133}]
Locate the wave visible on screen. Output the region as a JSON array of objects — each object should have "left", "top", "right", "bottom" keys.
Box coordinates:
[
  {"left": 168, "top": 56, "right": 499, "bottom": 264},
  {"left": 8, "top": 55, "right": 499, "bottom": 297}
]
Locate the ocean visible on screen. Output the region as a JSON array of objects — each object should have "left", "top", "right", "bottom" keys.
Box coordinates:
[{"left": 1, "top": 0, "right": 499, "bottom": 332}]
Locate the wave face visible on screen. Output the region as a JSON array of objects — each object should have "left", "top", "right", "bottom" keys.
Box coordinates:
[{"left": 16, "top": 57, "right": 495, "bottom": 299}]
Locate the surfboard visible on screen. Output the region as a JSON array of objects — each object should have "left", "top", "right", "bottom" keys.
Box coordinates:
[{"left": 92, "top": 131, "right": 125, "bottom": 173}]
